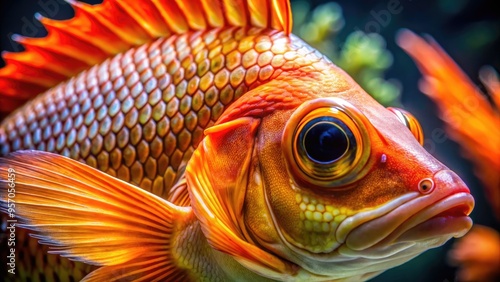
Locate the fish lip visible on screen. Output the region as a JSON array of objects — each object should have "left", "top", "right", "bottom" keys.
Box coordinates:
[
  {"left": 384, "top": 193, "right": 474, "bottom": 243},
  {"left": 344, "top": 192, "right": 474, "bottom": 252}
]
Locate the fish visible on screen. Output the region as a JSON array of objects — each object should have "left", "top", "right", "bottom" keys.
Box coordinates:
[
  {"left": 0, "top": 1, "right": 474, "bottom": 281},
  {"left": 397, "top": 29, "right": 500, "bottom": 282}
]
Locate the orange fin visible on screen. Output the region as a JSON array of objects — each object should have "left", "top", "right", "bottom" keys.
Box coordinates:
[
  {"left": 397, "top": 29, "right": 500, "bottom": 219},
  {"left": 0, "top": 151, "right": 192, "bottom": 281},
  {"left": 0, "top": 0, "right": 292, "bottom": 115},
  {"left": 186, "top": 117, "right": 295, "bottom": 279}
]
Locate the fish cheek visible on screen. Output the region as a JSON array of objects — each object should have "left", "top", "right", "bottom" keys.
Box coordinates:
[
  {"left": 243, "top": 153, "right": 283, "bottom": 250},
  {"left": 254, "top": 111, "right": 306, "bottom": 249},
  {"left": 345, "top": 165, "right": 408, "bottom": 209}
]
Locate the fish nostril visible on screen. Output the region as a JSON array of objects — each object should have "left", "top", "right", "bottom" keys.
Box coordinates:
[{"left": 418, "top": 178, "right": 434, "bottom": 194}]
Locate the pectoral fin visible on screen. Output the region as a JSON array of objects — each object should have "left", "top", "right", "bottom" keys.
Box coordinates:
[{"left": 0, "top": 151, "right": 192, "bottom": 281}]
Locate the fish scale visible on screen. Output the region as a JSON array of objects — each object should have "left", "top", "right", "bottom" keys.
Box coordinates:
[
  {"left": 0, "top": 27, "right": 297, "bottom": 196},
  {"left": 0, "top": 27, "right": 321, "bottom": 280}
]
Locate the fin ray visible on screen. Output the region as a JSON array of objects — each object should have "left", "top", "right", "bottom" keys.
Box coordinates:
[
  {"left": 81, "top": 253, "right": 187, "bottom": 282},
  {"left": 0, "top": 0, "right": 293, "bottom": 115},
  {"left": 0, "top": 150, "right": 192, "bottom": 278}
]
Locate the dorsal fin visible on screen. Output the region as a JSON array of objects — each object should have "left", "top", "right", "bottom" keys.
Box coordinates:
[{"left": 0, "top": 0, "right": 292, "bottom": 115}]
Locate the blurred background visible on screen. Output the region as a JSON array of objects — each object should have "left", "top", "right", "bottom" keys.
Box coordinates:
[{"left": 1, "top": 0, "right": 499, "bottom": 281}]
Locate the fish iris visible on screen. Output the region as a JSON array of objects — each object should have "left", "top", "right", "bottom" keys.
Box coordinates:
[
  {"left": 283, "top": 98, "right": 372, "bottom": 188},
  {"left": 300, "top": 117, "right": 352, "bottom": 164}
]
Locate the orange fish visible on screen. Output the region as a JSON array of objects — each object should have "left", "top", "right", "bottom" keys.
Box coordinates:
[{"left": 1, "top": 1, "right": 474, "bottom": 281}]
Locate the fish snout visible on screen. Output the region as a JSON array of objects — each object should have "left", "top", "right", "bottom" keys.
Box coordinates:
[
  {"left": 411, "top": 170, "right": 474, "bottom": 230},
  {"left": 343, "top": 170, "right": 474, "bottom": 254},
  {"left": 419, "top": 169, "right": 475, "bottom": 228},
  {"left": 425, "top": 169, "right": 471, "bottom": 197}
]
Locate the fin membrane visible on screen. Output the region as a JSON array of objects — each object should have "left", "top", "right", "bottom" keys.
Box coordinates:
[
  {"left": 0, "top": 150, "right": 192, "bottom": 281},
  {"left": 0, "top": 0, "right": 292, "bottom": 115}
]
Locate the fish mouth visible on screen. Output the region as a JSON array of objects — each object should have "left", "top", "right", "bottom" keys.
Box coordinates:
[
  {"left": 270, "top": 191, "right": 474, "bottom": 280},
  {"left": 342, "top": 191, "right": 474, "bottom": 253},
  {"left": 391, "top": 193, "right": 474, "bottom": 243}
]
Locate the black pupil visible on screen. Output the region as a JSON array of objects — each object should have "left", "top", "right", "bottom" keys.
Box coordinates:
[{"left": 302, "top": 119, "right": 349, "bottom": 163}]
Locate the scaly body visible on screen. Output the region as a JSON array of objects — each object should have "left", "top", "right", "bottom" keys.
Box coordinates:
[
  {"left": 0, "top": 28, "right": 317, "bottom": 197},
  {"left": 0, "top": 26, "right": 326, "bottom": 280}
]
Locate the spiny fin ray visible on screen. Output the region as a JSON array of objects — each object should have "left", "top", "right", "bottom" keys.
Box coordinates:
[{"left": 0, "top": 0, "right": 292, "bottom": 115}]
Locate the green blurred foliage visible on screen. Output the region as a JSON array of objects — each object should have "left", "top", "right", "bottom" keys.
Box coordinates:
[{"left": 292, "top": 1, "right": 401, "bottom": 106}]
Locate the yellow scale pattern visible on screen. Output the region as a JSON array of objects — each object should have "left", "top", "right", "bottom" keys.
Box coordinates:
[
  {"left": 293, "top": 183, "right": 355, "bottom": 253},
  {"left": 0, "top": 27, "right": 324, "bottom": 281}
]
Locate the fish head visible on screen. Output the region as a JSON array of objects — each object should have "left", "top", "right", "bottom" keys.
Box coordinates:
[{"left": 186, "top": 74, "right": 474, "bottom": 280}]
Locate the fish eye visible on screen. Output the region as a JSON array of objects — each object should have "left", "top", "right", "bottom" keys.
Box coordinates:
[
  {"left": 387, "top": 107, "right": 424, "bottom": 145},
  {"left": 299, "top": 117, "right": 353, "bottom": 164},
  {"left": 283, "top": 98, "right": 371, "bottom": 188}
]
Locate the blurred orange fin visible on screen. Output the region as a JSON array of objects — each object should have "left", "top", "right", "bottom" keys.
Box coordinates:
[
  {"left": 397, "top": 29, "right": 500, "bottom": 219},
  {"left": 0, "top": 0, "right": 293, "bottom": 115},
  {"left": 0, "top": 151, "right": 192, "bottom": 281}
]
